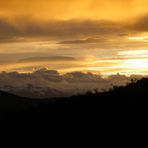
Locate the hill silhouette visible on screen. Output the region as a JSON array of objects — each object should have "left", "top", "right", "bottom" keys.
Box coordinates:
[{"left": 0, "top": 78, "right": 148, "bottom": 135}]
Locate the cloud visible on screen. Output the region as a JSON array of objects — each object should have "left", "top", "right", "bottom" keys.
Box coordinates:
[
  {"left": 0, "top": 1, "right": 148, "bottom": 81},
  {"left": 59, "top": 38, "right": 106, "bottom": 44},
  {"left": 128, "top": 15, "right": 148, "bottom": 31},
  {"left": 18, "top": 56, "right": 77, "bottom": 63},
  {"left": 0, "top": 55, "right": 84, "bottom": 73},
  {"left": 1, "top": 15, "right": 148, "bottom": 44},
  {"left": 0, "top": 15, "right": 148, "bottom": 47},
  {"left": 0, "top": 0, "right": 148, "bottom": 21},
  {"left": 0, "top": 69, "right": 141, "bottom": 98},
  {"left": 0, "top": 18, "right": 126, "bottom": 43}
]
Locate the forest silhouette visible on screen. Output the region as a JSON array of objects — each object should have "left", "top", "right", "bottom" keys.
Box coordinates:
[{"left": 0, "top": 78, "right": 148, "bottom": 135}]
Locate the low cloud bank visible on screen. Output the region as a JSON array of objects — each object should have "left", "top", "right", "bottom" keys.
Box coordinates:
[{"left": 0, "top": 68, "right": 143, "bottom": 98}]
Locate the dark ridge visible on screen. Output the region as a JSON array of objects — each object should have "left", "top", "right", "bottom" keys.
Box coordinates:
[{"left": 0, "top": 78, "right": 148, "bottom": 135}]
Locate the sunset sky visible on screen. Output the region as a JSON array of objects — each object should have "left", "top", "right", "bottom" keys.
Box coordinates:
[{"left": 1, "top": 0, "right": 148, "bottom": 75}]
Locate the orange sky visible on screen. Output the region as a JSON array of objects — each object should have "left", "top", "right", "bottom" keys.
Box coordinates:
[
  {"left": 0, "top": 0, "right": 148, "bottom": 75},
  {"left": 0, "top": 0, "right": 148, "bottom": 21}
]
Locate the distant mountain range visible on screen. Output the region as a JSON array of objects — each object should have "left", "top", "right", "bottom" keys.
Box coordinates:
[
  {"left": 0, "top": 85, "right": 68, "bottom": 99},
  {"left": 0, "top": 78, "right": 148, "bottom": 134}
]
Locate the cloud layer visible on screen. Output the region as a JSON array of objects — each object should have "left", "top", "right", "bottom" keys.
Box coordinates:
[
  {"left": 0, "top": 15, "right": 148, "bottom": 45},
  {"left": 0, "top": 0, "right": 148, "bottom": 20},
  {"left": 0, "top": 69, "right": 141, "bottom": 98},
  {"left": 0, "top": 1, "right": 148, "bottom": 75}
]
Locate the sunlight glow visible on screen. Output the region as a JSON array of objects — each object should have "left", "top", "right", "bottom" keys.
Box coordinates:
[
  {"left": 123, "top": 59, "right": 148, "bottom": 69},
  {"left": 128, "top": 36, "right": 148, "bottom": 41},
  {"left": 118, "top": 50, "right": 148, "bottom": 56}
]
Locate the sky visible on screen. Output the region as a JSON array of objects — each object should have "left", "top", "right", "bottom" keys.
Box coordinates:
[{"left": 1, "top": 0, "right": 148, "bottom": 75}]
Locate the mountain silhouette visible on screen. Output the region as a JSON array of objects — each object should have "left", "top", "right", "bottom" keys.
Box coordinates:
[{"left": 0, "top": 78, "right": 148, "bottom": 135}]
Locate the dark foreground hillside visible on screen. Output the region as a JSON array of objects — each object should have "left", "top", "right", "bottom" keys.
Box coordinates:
[{"left": 0, "top": 78, "right": 148, "bottom": 135}]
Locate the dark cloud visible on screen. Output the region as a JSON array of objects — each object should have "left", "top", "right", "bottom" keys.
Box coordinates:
[
  {"left": 0, "top": 69, "right": 139, "bottom": 98},
  {"left": 0, "top": 16, "right": 148, "bottom": 58},
  {"left": 128, "top": 15, "right": 148, "bottom": 31},
  {"left": 1, "top": 16, "right": 148, "bottom": 44},
  {"left": 0, "top": 18, "right": 126, "bottom": 43},
  {"left": 18, "top": 56, "right": 77, "bottom": 63},
  {"left": 59, "top": 38, "right": 106, "bottom": 44}
]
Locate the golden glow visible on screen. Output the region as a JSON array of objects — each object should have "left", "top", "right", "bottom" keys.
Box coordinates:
[
  {"left": 1, "top": 55, "right": 148, "bottom": 75},
  {"left": 118, "top": 50, "right": 148, "bottom": 56},
  {"left": 128, "top": 36, "right": 148, "bottom": 41},
  {"left": 0, "top": 0, "right": 148, "bottom": 21},
  {"left": 122, "top": 59, "right": 148, "bottom": 69},
  {"left": 1, "top": 0, "right": 148, "bottom": 76}
]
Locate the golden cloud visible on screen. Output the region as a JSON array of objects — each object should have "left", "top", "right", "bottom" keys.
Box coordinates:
[{"left": 0, "top": 0, "right": 148, "bottom": 21}]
